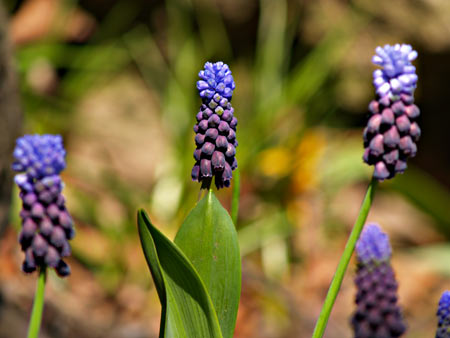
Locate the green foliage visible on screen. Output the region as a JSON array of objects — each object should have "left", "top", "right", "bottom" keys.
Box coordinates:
[
  {"left": 175, "top": 190, "right": 241, "bottom": 338},
  {"left": 137, "top": 209, "right": 223, "bottom": 338}
]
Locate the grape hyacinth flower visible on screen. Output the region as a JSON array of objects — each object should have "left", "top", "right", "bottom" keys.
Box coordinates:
[
  {"left": 351, "top": 224, "right": 406, "bottom": 338},
  {"left": 436, "top": 291, "right": 450, "bottom": 338},
  {"left": 363, "top": 44, "right": 421, "bottom": 180},
  {"left": 13, "top": 135, "right": 74, "bottom": 277},
  {"left": 192, "top": 61, "right": 238, "bottom": 189}
]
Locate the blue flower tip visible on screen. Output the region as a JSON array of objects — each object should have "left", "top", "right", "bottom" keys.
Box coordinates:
[
  {"left": 12, "top": 134, "right": 66, "bottom": 179},
  {"left": 372, "top": 43, "right": 418, "bottom": 98},
  {"left": 198, "top": 61, "right": 235, "bottom": 101},
  {"left": 439, "top": 291, "right": 450, "bottom": 310},
  {"left": 356, "top": 223, "right": 392, "bottom": 265}
]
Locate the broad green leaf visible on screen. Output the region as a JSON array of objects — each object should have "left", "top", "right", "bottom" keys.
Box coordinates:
[
  {"left": 137, "top": 210, "right": 223, "bottom": 338},
  {"left": 174, "top": 190, "right": 241, "bottom": 338}
]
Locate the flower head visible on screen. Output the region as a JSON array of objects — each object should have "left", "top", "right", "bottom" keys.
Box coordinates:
[
  {"left": 363, "top": 44, "right": 420, "bottom": 180},
  {"left": 356, "top": 223, "right": 392, "bottom": 265},
  {"left": 12, "top": 134, "right": 66, "bottom": 179},
  {"left": 351, "top": 223, "right": 406, "bottom": 338},
  {"left": 192, "top": 62, "right": 238, "bottom": 189},
  {"left": 436, "top": 291, "right": 450, "bottom": 338},
  {"left": 12, "top": 134, "right": 74, "bottom": 277}
]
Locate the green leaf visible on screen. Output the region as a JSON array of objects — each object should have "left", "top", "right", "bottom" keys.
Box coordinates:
[
  {"left": 137, "top": 210, "right": 223, "bottom": 338},
  {"left": 174, "top": 190, "right": 241, "bottom": 338}
]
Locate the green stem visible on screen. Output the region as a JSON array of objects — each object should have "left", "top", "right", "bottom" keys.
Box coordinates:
[
  {"left": 231, "top": 168, "right": 240, "bottom": 225},
  {"left": 312, "top": 178, "right": 378, "bottom": 338},
  {"left": 27, "top": 267, "right": 47, "bottom": 338}
]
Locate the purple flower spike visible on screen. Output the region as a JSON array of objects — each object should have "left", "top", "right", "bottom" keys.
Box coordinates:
[
  {"left": 12, "top": 134, "right": 74, "bottom": 277},
  {"left": 436, "top": 291, "right": 450, "bottom": 338},
  {"left": 351, "top": 224, "right": 406, "bottom": 338},
  {"left": 363, "top": 44, "right": 420, "bottom": 180},
  {"left": 192, "top": 62, "right": 238, "bottom": 189}
]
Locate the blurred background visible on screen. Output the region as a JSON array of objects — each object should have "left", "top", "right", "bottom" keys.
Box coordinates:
[{"left": 0, "top": 0, "right": 449, "bottom": 337}]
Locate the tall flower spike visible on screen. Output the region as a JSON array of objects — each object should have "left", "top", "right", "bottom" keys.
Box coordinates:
[
  {"left": 351, "top": 224, "right": 406, "bottom": 338},
  {"left": 436, "top": 291, "right": 450, "bottom": 338},
  {"left": 192, "top": 62, "right": 238, "bottom": 189},
  {"left": 13, "top": 135, "right": 74, "bottom": 277},
  {"left": 363, "top": 44, "right": 421, "bottom": 180}
]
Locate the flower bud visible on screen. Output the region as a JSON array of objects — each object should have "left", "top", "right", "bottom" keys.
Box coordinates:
[
  {"left": 384, "top": 127, "right": 400, "bottom": 148},
  {"left": 22, "top": 218, "right": 37, "bottom": 239},
  {"left": 191, "top": 165, "right": 200, "bottom": 181},
  {"left": 200, "top": 159, "right": 212, "bottom": 177},
  {"left": 23, "top": 193, "right": 37, "bottom": 208},
  {"left": 45, "top": 246, "right": 60, "bottom": 268},
  {"left": 216, "top": 136, "right": 228, "bottom": 149},
  {"left": 205, "top": 128, "right": 219, "bottom": 140},
  {"left": 218, "top": 121, "right": 230, "bottom": 134},
  {"left": 201, "top": 142, "right": 215, "bottom": 156},
  {"left": 50, "top": 226, "right": 66, "bottom": 248},
  {"left": 32, "top": 234, "right": 48, "bottom": 258},
  {"left": 47, "top": 203, "right": 60, "bottom": 220},
  {"left": 39, "top": 217, "right": 53, "bottom": 237},
  {"left": 211, "top": 151, "right": 226, "bottom": 170},
  {"left": 208, "top": 114, "right": 220, "bottom": 127},
  {"left": 31, "top": 203, "right": 45, "bottom": 219},
  {"left": 56, "top": 260, "right": 71, "bottom": 277},
  {"left": 22, "top": 248, "right": 37, "bottom": 273}
]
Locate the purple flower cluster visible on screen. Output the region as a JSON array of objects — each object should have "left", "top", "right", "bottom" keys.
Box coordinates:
[
  {"left": 436, "top": 291, "right": 450, "bottom": 338},
  {"left": 351, "top": 224, "right": 406, "bottom": 338},
  {"left": 13, "top": 135, "right": 74, "bottom": 277},
  {"left": 363, "top": 44, "right": 421, "bottom": 180},
  {"left": 192, "top": 62, "right": 238, "bottom": 189}
]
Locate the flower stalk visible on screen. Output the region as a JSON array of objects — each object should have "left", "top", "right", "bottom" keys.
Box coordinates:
[
  {"left": 312, "top": 178, "right": 377, "bottom": 338},
  {"left": 231, "top": 168, "right": 240, "bottom": 225},
  {"left": 27, "top": 267, "right": 47, "bottom": 338}
]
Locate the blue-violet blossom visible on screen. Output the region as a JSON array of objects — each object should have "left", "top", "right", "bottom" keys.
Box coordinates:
[
  {"left": 192, "top": 62, "right": 238, "bottom": 189},
  {"left": 351, "top": 224, "right": 406, "bottom": 338},
  {"left": 436, "top": 291, "right": 450, "bottom": 338},
  {"left": 363, "top": 44, "right": 421, "bottom": 180},
  {"left": 13, "top": 135, "right": 74, "bottom": 277}
]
